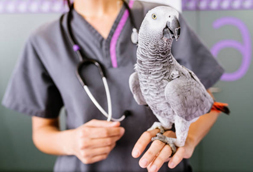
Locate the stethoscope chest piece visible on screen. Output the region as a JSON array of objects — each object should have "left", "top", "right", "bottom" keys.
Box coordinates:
[{"left": 131, "top": 28, "right": 138, "bottom": 44}]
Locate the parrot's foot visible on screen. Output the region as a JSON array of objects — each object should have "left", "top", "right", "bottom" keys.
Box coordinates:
[
  {"left": 147, "top": 122, "right": 165, "bottom": 133},
  {"left": 152, "top": 133, "right": 177, "bottom": 156}
]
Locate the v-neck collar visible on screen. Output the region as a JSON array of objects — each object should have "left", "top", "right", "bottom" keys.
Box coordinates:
[
  {"left": 69, "top": 0, "right": 134, "bottom": 68},
  {"left": 72, "top": 4, "right": 125, "bottom": 43}
]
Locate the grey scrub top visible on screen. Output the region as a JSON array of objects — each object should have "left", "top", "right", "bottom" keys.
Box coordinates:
[{"left": 2, "top": 1, "right": 224, "bottom": 172}]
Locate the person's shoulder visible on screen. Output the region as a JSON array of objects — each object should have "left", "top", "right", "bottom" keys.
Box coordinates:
[{"left": 28, "top": 13, "right": 66, "bottom": 45}]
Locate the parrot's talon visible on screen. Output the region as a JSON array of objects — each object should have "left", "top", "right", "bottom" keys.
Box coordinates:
[
  {"left": 151, "top": 133, "right": 177, "bottom": 157},
  {"left": 147, "top": 122, "right": 165, "bottom": 134}
]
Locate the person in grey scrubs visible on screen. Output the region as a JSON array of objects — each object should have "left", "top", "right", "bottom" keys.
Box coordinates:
[{"left": 2, "top": 0, "right": 224, "bottom": 172}]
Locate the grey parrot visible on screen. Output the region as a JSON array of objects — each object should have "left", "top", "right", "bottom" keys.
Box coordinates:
[{"left": 129, "top": 6, "right": 229, "bottom": 151}]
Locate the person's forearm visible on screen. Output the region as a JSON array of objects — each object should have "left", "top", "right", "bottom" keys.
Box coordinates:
[
  {"left": 187, "top": 111, "right": 219, "bottom": 147},
  {"left": 32, "top": 125, "right": 74, "bottom": 156},
  {"left": 32, "top": 118, "right": 124, "bottom": 164}
]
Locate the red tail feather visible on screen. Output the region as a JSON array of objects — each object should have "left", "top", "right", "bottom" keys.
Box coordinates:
[{"left": 211, "top": 102, "right": 230, "bottom": 115}]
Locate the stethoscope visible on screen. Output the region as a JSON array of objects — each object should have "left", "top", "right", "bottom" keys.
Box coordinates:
[{"left": 65, "top": 1, "right": 138, "bottom": 122}]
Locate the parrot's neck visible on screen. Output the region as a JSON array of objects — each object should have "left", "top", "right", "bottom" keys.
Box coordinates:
[{"left": 136, "top": 40, "right": 174, "bottom": 82}]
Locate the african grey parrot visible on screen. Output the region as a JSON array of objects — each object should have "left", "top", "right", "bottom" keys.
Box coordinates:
[{"left": 129, "top": 6, "right": 229, "bottom": 151}]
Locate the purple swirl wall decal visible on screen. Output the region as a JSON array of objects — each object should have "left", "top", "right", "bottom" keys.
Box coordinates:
[{"left": 211, "top": 17, "right": 252, "bottom": 81}]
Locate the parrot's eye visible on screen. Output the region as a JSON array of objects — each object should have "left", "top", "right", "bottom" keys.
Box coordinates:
[{"left": 151, "top": 14, "right": 157, "bottom": 20}]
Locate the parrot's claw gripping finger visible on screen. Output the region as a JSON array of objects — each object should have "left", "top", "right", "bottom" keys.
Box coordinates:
[
  {"left": 152, "top": 133, "right": 177, "bottom": 157},
  {"left": 147, "top": 122, "right": 165, "bottom": 134}
]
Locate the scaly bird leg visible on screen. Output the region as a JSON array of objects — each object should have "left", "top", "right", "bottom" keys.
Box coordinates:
[
  {"left": 148, "top": 122, "right": 177, "bottom": 156},
  {"left": 152, "top": 133, "right": 177, "bottom": 156}
]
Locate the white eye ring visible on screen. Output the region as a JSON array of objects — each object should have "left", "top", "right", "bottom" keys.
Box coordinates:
[{"left": 151, "top": 14, "right": 157, "bottom": 20}]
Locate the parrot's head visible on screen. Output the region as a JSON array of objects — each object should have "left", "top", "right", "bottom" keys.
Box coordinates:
[{"left": 138, "top": 6, "right": 180, "bottom": 46}]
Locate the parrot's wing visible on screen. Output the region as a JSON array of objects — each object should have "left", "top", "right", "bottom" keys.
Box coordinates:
[
  {"left": 164, "top": 76, "right": 213, "bottom": 121},
  {"left": 181, "top": 66, "right": 204, "bottom": 87},
  {"left": 129, "top": 72, "right": 147, "bottom": 105}
]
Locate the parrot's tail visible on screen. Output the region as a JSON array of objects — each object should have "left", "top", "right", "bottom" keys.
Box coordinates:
[{"left": 211, "top": 102, "right": 230, "bottom": 115}]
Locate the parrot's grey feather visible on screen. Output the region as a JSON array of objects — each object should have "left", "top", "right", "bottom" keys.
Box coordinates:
[
  {"left": 164, "top": 70, "right": 213, "bottom": 121},
  {"left": 129, "top": 72, "right": 147, "bottom": 105}
]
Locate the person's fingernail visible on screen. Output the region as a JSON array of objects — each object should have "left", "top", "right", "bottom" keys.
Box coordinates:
[
  {"left": 169, "top": 162, "right": 175, "bottom": 168},
  {"left": 150, "top": 165, "right": 157, "bottom": 172},
  {"left": 120, "top": 128, "right": 125, "bottom": 135},
  {"left": 140, "top": 159, "right": 148, "bottom": 167},
  {"left": 132, "top": 149, "right": 140, "bottom": 157}
]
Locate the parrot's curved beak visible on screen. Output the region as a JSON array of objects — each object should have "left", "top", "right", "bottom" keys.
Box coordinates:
[{"left": 163, "top": 16, "right": 180, "bottom": 41}]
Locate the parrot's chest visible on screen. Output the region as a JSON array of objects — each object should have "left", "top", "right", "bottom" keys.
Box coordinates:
[
  {"left": 141, "top": 81, "right": 166, "bottom": 100},
  {"left": 136, "top": 49, "right": 176, "bottom": 117},
  {"left": 136, "top": 58, "right": 172, "bottom": 103},
  {"left": 140, "top": 77, "right": 175, "bottom": 118},
  {"left": 138, "top": 72, "right": 172, "bottom": 115}
]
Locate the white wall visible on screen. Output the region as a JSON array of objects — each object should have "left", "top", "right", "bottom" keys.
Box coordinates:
[{"left": 139, "top": 0, "right": 182, "bottom": 12}]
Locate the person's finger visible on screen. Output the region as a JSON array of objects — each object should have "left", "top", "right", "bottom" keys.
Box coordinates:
[
  {"left": 80, "top": 136, "right": 122, "bottom": 149},
  {"left": 80, "top": 127, "right": 125, "bottom": 138},
  {"left": 168, "top": 147, "right": 185, "bottom": 169},
  {"left": 85, "top": 119, "right": 120, "bottom": 128},
  {"left": 139, "top": 140, "right": 166, "bottom": 168},
  {"left": 132, "top": 129, "right": 160, "bottom": 158},
  {"left": 81, "top": 144, "right": 115, "bottom": 158},
  {"left": 82, "top": 154, "right": 108, "bottom": 164},
  {"left": 147, "top": 145, "right": 172, "bottom": 172},
  {"left": 163, "top": 130, "right": 176, "bottom": 138},
  {"left": 147, "top": 157, "right": 156, "bottom": 172}
]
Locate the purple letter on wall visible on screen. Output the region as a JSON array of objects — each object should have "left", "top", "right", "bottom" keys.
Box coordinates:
[{"left": 211, "top": 17, "right": 251, "bottom": 81}]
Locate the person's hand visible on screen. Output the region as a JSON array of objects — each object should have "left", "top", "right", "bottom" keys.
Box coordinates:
[
  {"left": 132, "top": 129, "right": 195, "bottom": 172},
  {"left": 70, "top": 119, "right": 125, "bottom": 164}
]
